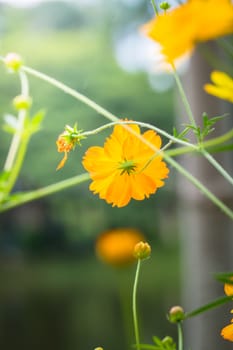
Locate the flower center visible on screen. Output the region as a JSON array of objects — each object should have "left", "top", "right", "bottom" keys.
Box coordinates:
[{"left": 118, "top": 159, "right": 137, "bottom": 175}]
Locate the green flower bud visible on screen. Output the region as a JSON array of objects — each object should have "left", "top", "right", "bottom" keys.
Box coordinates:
[
  {"left": 160, "top": 1, "right": 171, "bottom": 11},
  {"left": 133, "top": 241, "right": 151, "bottom": 260},
  {"left": 161, "top": 336, "right": 175, "bottom": 346},
  {"left": 168, "top": 305, "right": 185, "bottom": 323},
  {"left": 4, "top": 53, "right": 23, "bottom": 72},
  {"left": 13, "top": 95, "right": 32, "bottom": 110}
]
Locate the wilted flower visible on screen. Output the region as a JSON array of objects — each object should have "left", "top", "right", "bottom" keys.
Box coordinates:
[{"left": 56, "top": 124, "right": 85, "bottom": 170}]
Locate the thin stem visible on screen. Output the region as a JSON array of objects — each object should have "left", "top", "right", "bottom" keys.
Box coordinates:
[
  {"left": 201, "top": 149, "right": 233, "bottom": 186},
  {"left": 23, "top": 66, "right": 119, "bottom": 124},
  {"left": 4, "top": 70, "right": 29, "bottom": 171},
  {"left": 172, "top": 66, "right": 197, "bottom": 128},
  {"left": 3, "top": 130, "right": 31, "bottom": 196},
  {"left": 0, "top": 173, "right": 90, "bottom": 212},
  {"left": 177, "top": 322, "right": 183, "bottom": 350},
  {"left": 82, "top": 120, "right": 198, "bottom": 150},
  {"left": 165, "top": 154, "right": 233, "bottom": 220},
  {"left": 150, "top": 0, "right": 158, "bottom": 15},
  {"left": 185, "top": 294, "right": 233, "bottom": 319},
  {"left": 133, "top": 259, "right": 141, "bottom": 350}
]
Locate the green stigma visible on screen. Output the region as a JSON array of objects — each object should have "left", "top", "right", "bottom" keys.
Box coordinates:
[{"left": 118, "top": 159, "right": 137, "bottom": 175}]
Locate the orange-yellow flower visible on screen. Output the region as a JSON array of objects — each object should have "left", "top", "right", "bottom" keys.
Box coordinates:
[
  {"left": 95, "top": 228, "right": 145, "bottom": 267},
  {"left": 56, "top": 124, "right": 85, "bottom": 170},
  {"left": 221, "top": 277, "right": 233, "bottom": 342},
  {"left": 221, "top": 311, "right": 233, "bottom": 342},
  {"left": 204, "top": 71, "right": 233, "bottom": 103},
  {"left": 82, "top": 123, "right": 169, "bottom": 207},
  {"left": 142, "top": 0, "right": 233, "bottom": 63},
  {"left": 224, "top": 278, "right": 233, "bottom": 297},
  {"left": 56, "top": 133, "right": 76, "bottom": 170}
]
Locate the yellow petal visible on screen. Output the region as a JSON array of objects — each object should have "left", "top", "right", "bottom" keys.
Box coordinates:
[{"left": 56, "top": 152, "right": 68, "bottom": 170}]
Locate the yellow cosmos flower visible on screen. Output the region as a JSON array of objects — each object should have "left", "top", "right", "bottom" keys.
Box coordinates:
[
  {"left": 142, "top": 3, "right": 195, "bottom": 63},
  {"left": 95, "top": 228, "right": 145, "bottom": 267},
  {"left": 221, "top": 310, "right": 233, "bottom": 342},
  {"left": 142, "top": 0, "right": 233, "bottom": 63},
  {"left": 221, "top": 277, "right": 233, "bottom": 342},
  {"left": 224, "top": 278, "right": 233, "bottom": 296},
  {"left": 82, "top": 123, "right": 169, "bottom": 207},
  {"left": 204, "top": 71, "right": 233, "bottom": 103}
]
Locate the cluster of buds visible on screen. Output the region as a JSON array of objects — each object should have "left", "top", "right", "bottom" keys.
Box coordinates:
[{"left": 56, "top": 124, "right": 85, "bottom": 170}]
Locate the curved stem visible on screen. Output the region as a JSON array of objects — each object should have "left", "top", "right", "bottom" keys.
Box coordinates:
[
  {"left": 0, "top": 173, "right": 90, "bottom": 212},
  {"left": 82, "top": 120, "right": 198, "bottom": 150},
  {"left": 133, "top": 259, "right": 141, "bottom": 350},
  {"left": 23, "top": 66, "right": 119, "bottom": 124}
]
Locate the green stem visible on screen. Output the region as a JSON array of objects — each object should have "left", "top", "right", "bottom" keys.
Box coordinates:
[
  {"left": 201, "top": 149, "right": 233, "bottom": 186},
  {"left": 172, "top": 66, "right": 197, "bottom": 128},
  {"left": 185, "top": 294, "right": 233, "bottom": 319},
  {"left": 133, "top": 259, "right": 141, "bottom": 350},
  {"left": 164, "top": 154, "right": 233, "bottom": 220},
  {"left": 23, "top": 66, "right": 119, "bottom": 124},
  {"left": 0, "top": 173, "right": 90, "bottom": 212},
  {"left": 83, "top": 120, "right": 197, "bottom": 150},
  {"left": 3, "top": 131, "right": 31, "bottom": 197},
  {"left": 177, "top": 322, "right": 183, "bottom": 350},
  {"left": 166, "top": 128, "right": 233, "bottom": 157},
  {"left": 4, "top": 70, "right": 29, "bottom": 171},
  {"left": 150, "top": 0, "right": 158, "bottom": 15}
]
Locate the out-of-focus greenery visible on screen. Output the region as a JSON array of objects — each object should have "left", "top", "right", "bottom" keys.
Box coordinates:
[
  {"left": 0, "top": 0, "right": 175, "bottom": 242},
  {"left": 0, "top": 2, "right": 179, "bottom": 350}
]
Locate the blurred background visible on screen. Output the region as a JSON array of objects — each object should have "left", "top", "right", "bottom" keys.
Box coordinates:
[{"left": 0, "top": 1, "right": 232, "bottom": 350}]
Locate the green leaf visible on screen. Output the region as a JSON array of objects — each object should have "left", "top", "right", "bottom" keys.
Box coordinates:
[{"left": 27, "top": 109, "right": 46, "bottom": 134}]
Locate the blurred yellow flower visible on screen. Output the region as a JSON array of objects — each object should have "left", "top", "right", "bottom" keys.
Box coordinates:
[
  {"left": 221, "top": 277, "right": 233, "bottom": 342},
  {"left": 204, "top": 71, "right": 233, "bottom": 103},
  {"left": 143, "top": 0, "right": 233, "bottom": 63},
  {"left": 221, "top": 311, "right": 233, "bottom": 342},
  {"left": 224, "top": 278, "right": 233, "bottom": 296},
  {"left": 95, "top": 228, "right": 144, "bottom": 267},
  {"left": 82, "top": 123, "right": 169, "bottom": 207}
]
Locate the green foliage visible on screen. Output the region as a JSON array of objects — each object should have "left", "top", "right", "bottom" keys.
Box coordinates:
[
  {"left": 140, "top": 336, "right": 176, "bottom": 350},
  {"left": 184, "top": 112, "right": 227, "bottom": 143}
]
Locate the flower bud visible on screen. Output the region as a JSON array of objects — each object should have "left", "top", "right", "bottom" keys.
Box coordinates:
[
  {"left": 133, "top": 241, "right": 151, "bottom": 260},
  {"left": 94, "top": 348, "right": 103, "bottom": 350},
  {"left": 161, "top": 336, "right": 176, "bottom": 346},
  {"left": 4, "top": 53, "right": 23, "bottom": 72},
  {"left": 13, "top": 95, "right": 32, "bottom": 110},
  {"left": 160, "top": 1, "right": 171, "bottom": 11},
  {"left": 168, "top": 305, "right": 185, "bottom": 323}
]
